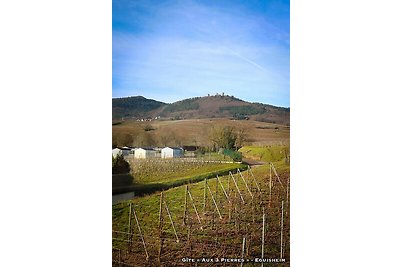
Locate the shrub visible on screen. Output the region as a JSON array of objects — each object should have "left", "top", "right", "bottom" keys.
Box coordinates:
[
  {"left": 194, "top": 147, "right": 206, "bottom": 156},
  {"left": 112, "top": 155, "right": 131, "bottom": 174},
  {"left": 222, "top": 149, "right": 242, "bottom": 162}
]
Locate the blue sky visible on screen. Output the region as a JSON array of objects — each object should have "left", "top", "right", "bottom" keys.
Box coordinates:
[{"left": 113, "top": 0, "right": 289, "bottom": 107}]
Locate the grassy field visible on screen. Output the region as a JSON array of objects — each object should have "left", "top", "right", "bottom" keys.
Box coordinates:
[
  {"left": 239, "top": 145, "right": 290, "bottom": 163},
  {"left": 129, "top": 159, "right": 244, "bottom": 184},
  {"left": 112, "top": 118, "right": 289, "bottom": 148},
  {"left": 112, "top": 155, "right": 290, "bottom": 266}
]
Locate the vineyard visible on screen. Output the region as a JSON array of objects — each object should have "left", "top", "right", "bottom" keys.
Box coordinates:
[
  {"left": 112, "top": 161, "right": 290, "bottom": 266},
  {"left": 127, "top": 158, "right": 244, "bottom": 184}
]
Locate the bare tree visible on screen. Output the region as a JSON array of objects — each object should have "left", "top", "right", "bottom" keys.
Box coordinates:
[
  {"left": 209, "top": 126, "right": 237, "bottom": 151},
  {"left": 235, "top": 127, "right": 248, "bottom": 150},
  {"left": 159, "top": 132, "right": 174, "bottom": 147}
]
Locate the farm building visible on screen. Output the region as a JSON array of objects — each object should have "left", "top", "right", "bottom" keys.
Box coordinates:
[
  {"left": 161, "top": 147, "right": 184, "bottom": 158},
  {"left": 112, "top": 148, "right": 122, "bottom": 158},
  {"left": 120, "top": 147, "right": 133, "bottom": 156},
  {"left": 134, "top": 148, "right": 156, "bottom": 159}
]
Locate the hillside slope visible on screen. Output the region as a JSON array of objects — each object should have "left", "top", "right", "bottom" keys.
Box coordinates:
[
  {"left": 112, "top": 95, "right": 289, "bottom": 125},
  {"left": 112, "top": 96, "right": 166, "bottom": 119}
]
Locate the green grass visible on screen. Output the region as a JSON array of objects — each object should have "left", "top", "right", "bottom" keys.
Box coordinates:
[
  {"left": 132, "top": 161, "right": 244, "bottom": 184},
  {"left": 113, "top": 161, "right": 289, "bottom": 231},
  {"left": 113, "top": 168, "right": 250, "bottom": 235},
  {"left": 239, "top": 145, "right": 289, "bottom": 162},
  {"left": 112, "top": 162, "right": 290, "bottom": 254}
]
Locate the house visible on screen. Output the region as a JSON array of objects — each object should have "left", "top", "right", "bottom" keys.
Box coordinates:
[
  {"left": 120, "top": 147, "right": 133, "bottom": 156},
  {"left": 161, "top": 147, "right": 184, "bottom": 158},
  {"left": 134, "top": 148, "right": 156, "bottom": 159}
]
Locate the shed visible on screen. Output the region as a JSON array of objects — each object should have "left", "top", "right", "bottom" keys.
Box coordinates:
[
  {"left": 120, "top": 147, "right": 133, "bottom": 156},
  {"left": 134, "top": 148, "right": 156, "bottom": 159},
  {"left": 161, "top": 147, "right": 184, "bottom": 158}
]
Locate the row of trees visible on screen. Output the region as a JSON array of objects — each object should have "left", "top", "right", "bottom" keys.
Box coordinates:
[{"left": 113, "top": 125, "right": 248, "bottom": 153}]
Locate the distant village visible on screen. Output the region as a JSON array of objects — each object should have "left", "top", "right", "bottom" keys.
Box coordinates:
[{"left": 112, "top": 146, "right": 198, "bottom": 159}]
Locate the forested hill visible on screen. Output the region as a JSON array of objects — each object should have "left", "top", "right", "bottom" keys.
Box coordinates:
[
  {"left": 112, "top": 95, "right": 290, "bottom": 125},
  {"left": 112, "top": 96, "right": 167, "bottom": 119}
]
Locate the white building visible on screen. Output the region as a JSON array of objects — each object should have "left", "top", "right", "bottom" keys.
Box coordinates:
[
  {"left": 161, "top": 147, "right": 184, "bottom": 158},
  {"left": 134, "top": 148, "right": 156, "bottom": 159},
  {"left": 112, "top": 148, "right": 122, "bottom": 158},
  {"left": 121, "top": 146, "right": 135, "bottom": 156}
]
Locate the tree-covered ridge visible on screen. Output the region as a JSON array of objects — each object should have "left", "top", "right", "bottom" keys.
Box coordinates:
[
  {"left": 112, "top": 95, "right": 290, "bottom": 125},
  {"left": 161, "top": 97, "right": 200, "bottom": 113},
  {"left": 112, "top": 96, "right": 166, "bottom": 118}
]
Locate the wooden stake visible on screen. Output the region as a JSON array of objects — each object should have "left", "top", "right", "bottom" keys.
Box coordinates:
[
  {"left": 234, "top": 189, "right": 237, "bottom": 230},
  {"left": 245, "top": 223, "right": 250, "bottom": 256},
  {"left": 217, "top": 175, "right": 230, "bottom": 203},
  {"left": 228, "top": 191, "right": 232, "bottom": 221},
  {"left": 230, "top": 171, "right": 245, "bottom": 204},
  {"left": 237, "top": 200, "right": 242, "bottom": 233},
  {"left": 187, "top": 220, "right": 191, "bottom": 245},
  {"left": 269, "top": 164, "right": 272, "bottom": 208},
  {"left": 249, "top": 166, "right": 261, "bottom": 192},
  {"left": 271, "top": 162, "right": 284, "bottom": 189},
  {"left": 159, "top": 192, "right": 164, "bottom": 230},
  {"left": 280, "top": 200, "right": 284, "bottom": 259},
  {"left": 215, "top": 174, "right": 219, "bottom": 206},
  {"left": 158, "top": 192, "right": 164, "bottom": 262},
  {"left": 183, "top": 186, "right": 188, "bottom": 225},
  {"left": 261, "top": 207, "right": 265, "bottom": 267},
  {"left": 132, "top": 206, "right": 149, "bottom": 260},
  {"left": 158, "top": 237, "right": 163, "bottom": 262},
  {"left": 240, "top": 237, "right": 246, "bottom": 267},
  {"left": 252, "top": 198, "right": 255, "bottom": 223},
  {"left": 128, "top": 203, "right": 133, "bottom": 251},
  {"left": 207, "top": 183, "right": 223, "bottom": 219},
  {"left": 227, "top": 172, "right": 231, "bottom": 197},
  {"left": 187, "top": 221, "right": 192, "bottom": 255},
  {"left": 164, "top": 201, "right": 180, "bottom": 243},
  {"left": 203, "top": 179, "right": 207, "bottom": 213},
  {"left": 286, "top": 176, "right": 290, "bottom": 217},
  {"left": 187, "top": 188, "right": 202, "bottom": 225},
  {"left": 238, "top": 169, "right": 253, "bottom": 199}
]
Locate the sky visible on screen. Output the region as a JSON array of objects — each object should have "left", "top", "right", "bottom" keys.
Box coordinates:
[{"left": 113, "top": 0, "right": 290, "bottom": 107}]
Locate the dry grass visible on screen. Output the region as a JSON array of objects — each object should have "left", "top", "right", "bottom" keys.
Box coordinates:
[{"left": 112, "top": 118, "right": 289, "bottom": 147}]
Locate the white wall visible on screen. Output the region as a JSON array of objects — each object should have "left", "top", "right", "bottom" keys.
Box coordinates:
[
  {"left": 161, "top": 147, "right": 183, "bottom": 158},
  {"left": 112, "top": 148, "right": 122, "bottom": 158},
  {"left": 134, "top": 149, "right": 156, "bottom": 159}
]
